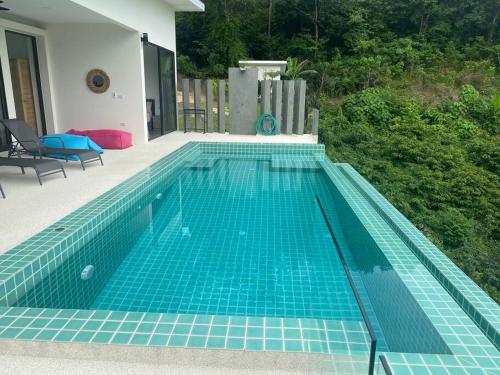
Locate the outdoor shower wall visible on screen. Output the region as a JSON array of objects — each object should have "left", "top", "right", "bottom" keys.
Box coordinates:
[{"left": 180, "top": 73, "right": 317, "bottom": 136}]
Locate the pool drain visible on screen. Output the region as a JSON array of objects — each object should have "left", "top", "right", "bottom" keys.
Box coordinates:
[
  {"left": 54, "top": 227, "right": 66, "bottom": 232},
  {"left": 81, "top": 265, "right": 95, "bottom": 280}
]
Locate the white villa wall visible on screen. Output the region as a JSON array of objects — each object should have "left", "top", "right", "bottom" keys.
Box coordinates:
[
  {"left": 70, "top": 0, "right": 177, "bottom": 50},
  {"left": 46, "top": 23, "right": 147, "bottom": 143}
]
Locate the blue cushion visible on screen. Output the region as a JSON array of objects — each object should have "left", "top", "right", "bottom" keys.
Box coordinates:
[{"left": 41, "top": 134, "right": 104, "bottom": 161}]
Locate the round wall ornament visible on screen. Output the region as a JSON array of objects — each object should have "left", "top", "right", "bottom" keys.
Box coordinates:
[{"left": 86, "top": 69, "right": 110, "bottom": 93}]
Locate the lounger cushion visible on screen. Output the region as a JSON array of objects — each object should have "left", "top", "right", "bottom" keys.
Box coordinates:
[
  {"left": 66, "top": 129, "right": 133, "bottom": 149},
  {"left": 41, "top": 134, "right": 104, "bottom": 161}
]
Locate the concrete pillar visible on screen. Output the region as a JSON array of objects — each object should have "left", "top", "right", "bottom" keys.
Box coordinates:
[
  {"left": 272, "top": 80, "right": 283, "bottom": 134},
  {"left": 261, "top": 80, "right": 271, "bottom": 114},
  {"left": 182, "top": 79, "right": 190, "bottom": 131},
  {"left": 228, "top": 67, "right": 258, "bottom": 135},
  {"left": 206, "top": 79, "right": 214, "bottom": 132},
  {"left": 218, "top": 80, "right": 225, "bottom": 133},
  {"left": 194, "top": 79, "right": 202, "bottom": 131},
  {"left": 293, "top": 79, "right": 306, "bottom": 135},
  {"left": 282, "top": 80, "right": 295, "bottom": 135},
  {"left": 312, "top": 108, "right": 319, "bottom": 135}
]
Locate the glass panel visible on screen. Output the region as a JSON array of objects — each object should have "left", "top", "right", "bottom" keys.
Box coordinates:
[
  {"left": 158, "top": 48, "right": 177, "bottom": 134},
  {"left": 0, "top": 58, "right": 9, "bottom": 151},
  {"left": 5, "top": 31, "right": 45, "bottom": 136}
]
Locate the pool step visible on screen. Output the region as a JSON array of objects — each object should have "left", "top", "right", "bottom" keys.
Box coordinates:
[
  {"left": 186, "top": 158, "right": 216, "bottom": 170},
  {"left": 270, "top": 155, "right": 323, "bottom": 171}
]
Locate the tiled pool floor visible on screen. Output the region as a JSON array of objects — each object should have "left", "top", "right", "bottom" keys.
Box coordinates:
[{"left": 92, "top": 159, "right": 361, "bottom": 321}]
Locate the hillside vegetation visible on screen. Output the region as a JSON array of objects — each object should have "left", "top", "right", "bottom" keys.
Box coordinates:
[{"left": 176, "top": 0, "right": 500, "bottom": 302}]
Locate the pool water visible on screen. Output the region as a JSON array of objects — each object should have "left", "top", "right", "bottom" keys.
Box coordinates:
[{"left": 13, "top": 155, "right": 450, "bottom": 354}]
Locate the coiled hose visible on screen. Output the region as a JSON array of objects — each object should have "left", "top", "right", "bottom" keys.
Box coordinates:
[{"left": 256, "top": 113, "right": 278, "bottom": 135}]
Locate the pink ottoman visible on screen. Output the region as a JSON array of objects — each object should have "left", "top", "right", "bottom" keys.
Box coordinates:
[{"left": 67, "top": 129, "right": 132, "bottom": 149}]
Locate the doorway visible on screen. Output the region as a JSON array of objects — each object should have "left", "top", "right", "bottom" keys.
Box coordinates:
[
  {"left": 0, "top": 59, "right": 9, "bottom": 151},
  {"left": 143, "top": 43, "right": 176, "bottom": 140},
  {"left": 5, "top": 31, "right": 46, "bottom": 137}
]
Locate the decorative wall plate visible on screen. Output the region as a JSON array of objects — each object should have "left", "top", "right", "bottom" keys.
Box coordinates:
[{"left": 86, "top": 69, "right": 110, "bottom": 93}]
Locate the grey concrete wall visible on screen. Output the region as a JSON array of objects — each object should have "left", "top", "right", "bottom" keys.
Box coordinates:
[
  {"left": 261, "top": 80, "right": 271, "bottom": 114},
  {"left": 206, "top": 80, "right": 213, "bottom": 132},
  {"left": 228, "top": 68, "right": 258, "bottom": 135},
  {"left": 218, "top": 80, "right": 225, "bottom": 133},
  {"left": 293, "top": 79, "right": 306, "bottom": 135},
  {"left": 282, "top": 80, "right": 295, "bottom": 134},
  {"left": 271, "top": 80, "right": 283, "bottom": 134},
  {"left": 182, "top": 79, "right": 190, "bottom": 131}
]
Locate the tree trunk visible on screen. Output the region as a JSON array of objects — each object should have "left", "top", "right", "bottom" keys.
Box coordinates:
[
  {"left": 488, "top": 11, "right": 499, "bottom": 43},
  {"left": 314, "top": 0, "right": 319, "bottom": 44},
  {"left": 268, "top": 0, "right": 273, "bottom": 37}
]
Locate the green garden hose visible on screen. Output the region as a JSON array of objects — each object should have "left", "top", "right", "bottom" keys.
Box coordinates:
[{"left": 256, "top": 113, "right": 278, "bottom": 135}]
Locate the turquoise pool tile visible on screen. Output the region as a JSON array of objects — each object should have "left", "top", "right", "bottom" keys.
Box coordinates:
[
  {"left": 64, "top": 320, "right": 86, "bottom": 330},
  {"left": 187, "top": 335, "right": 207, "bottom": 348},
  {"left": 155, "top": 323, "right": 173, "bottom": 335},
  {"left": 265, "top": 328, "right": 282, "bottom": 339},
  {"left": 227, "top": 338, "right": 244, "bottom": 350},
  {"left": 210, "top": 325, "right": 228, "bottom": 337},
  {"left": 149, "top": 334, "right": 169, "bottom": 346},
  {"left": 101, "top": 321, "right": 120, "bottom": 331},
  {"left": 81, "top": 320, "right": 104, "bottom": 330},
  {"left": 172, "top": 324, "right": 190, "bottom": 335},
  {"left": 284, "top": 328, "right": 301, "bottom": 340},
  {"left": 137, "top": 323, "right": 156, "bottom": 333},
  {"left": 16, "top": 329, "right": 38, "bottom": 340},
  {"left": 53, "top": 330, "right": 77, "bottom": 342},
  {"left": 247, "top": 327, "right": 263, "bottom": 338},
  {"left": 228, "top": 326, "right": 245, "bottom": 337},
  {"left": 284, "top": 340, "right": 303, "bottom": 352},
  {"left": 111, "top": 333, "right": 132, "bottom": 345},
  {"left": 206, "top": 336, "right": 226, "bottom": 349},
  {"left": 0, "top": 327, "right": 21, "bottom": 338},
  {"left": 91, "top": 332, "right": 114, "bottom": 344},
  {"left": 130, "top": 333, "right": 150, "bottom": 345},
  {"left": 247, "top": 317, "right": 264, "bottom": 327},
  {"left": 35, "top": 329, "right": 58, "bottom": 341},
  {"left": 168, "top": 334, "right": 188, "bottom": 347},
  {"left": 73, "top": 331, "right": 96, "bottom": 342},
  {"left": 246, "top": 338, "right": 264, "bottom": 351},
  {"left": 118, "top": 322, "right": 138, "bottom": 332},
  {"left": 265, "top": 339, "right": 283, "bottom": 351},
  {"left": 177, "top": 314, "right": 195, "bottom": 324}
]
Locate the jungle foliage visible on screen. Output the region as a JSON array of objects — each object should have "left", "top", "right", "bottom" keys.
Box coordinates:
[{"left": 176, "top": 0, "right": 500, "bottom": 302}]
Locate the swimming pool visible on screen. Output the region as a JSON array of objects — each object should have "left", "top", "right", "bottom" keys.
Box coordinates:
[{"left": 0, "top": 143, "right": 498, "bottom": 374}]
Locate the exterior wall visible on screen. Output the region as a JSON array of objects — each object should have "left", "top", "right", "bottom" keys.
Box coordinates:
[
  {"left": 46, "top": 23, "right": 146, "bottom": 143},
  {"left": 0, "top": 0, "right": 183, "bottom": 145},
  {"left": 70, "top": 0, "right": 177, "bottom": 50}
]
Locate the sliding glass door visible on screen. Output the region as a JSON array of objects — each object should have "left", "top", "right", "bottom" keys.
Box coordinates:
[
  {"left": 143, "top": 43, "right": 177, "bottom": 140},
  {"left": 159, "top": 48, "right": 177, "bottom": 134},
  {"left": 5, "top": 31, "right": 46, "bottom": 137},
  {"left": 0, "top": 59, "right": 9, "bottom": 151}
]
